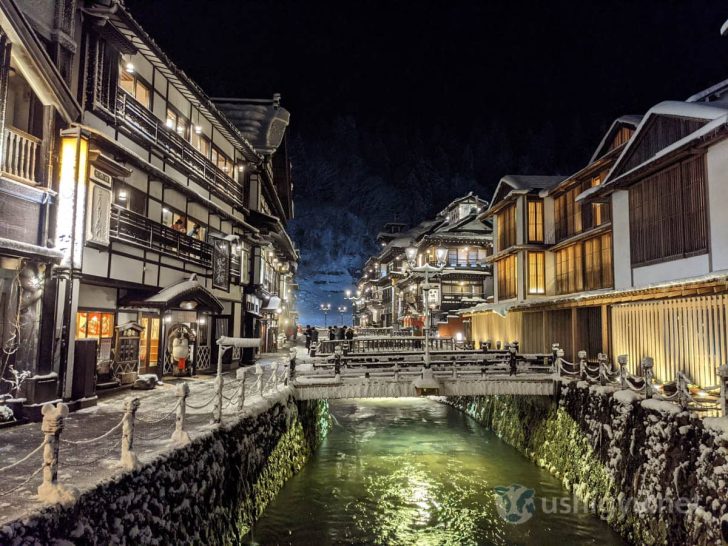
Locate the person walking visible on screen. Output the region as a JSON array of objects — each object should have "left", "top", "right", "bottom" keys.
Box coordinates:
[
  {"left": 304, "top": 325, "right": 312, "bottom": 349},
  {"left": 345, "top": 326, "right": 354, "bottom": 340}
]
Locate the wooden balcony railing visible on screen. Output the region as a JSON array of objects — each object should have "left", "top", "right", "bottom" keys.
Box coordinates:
[
  {"left": 110, "top": 205, "right": 213, "bottom": 268},
  {"left": 2, "top": 127, "right": 40, "bottom": 185},
  {"left": 111, "top": 92, "right": 245, "bottom": 208}
]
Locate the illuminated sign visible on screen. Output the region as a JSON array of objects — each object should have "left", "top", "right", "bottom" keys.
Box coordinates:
[{"left": 56, "top": 132, "right": 89, "bottom": 269}]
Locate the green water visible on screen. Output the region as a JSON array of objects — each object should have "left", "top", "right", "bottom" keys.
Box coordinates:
[{"left": 245, "top": 398, "right": 625, "bottom": 546}]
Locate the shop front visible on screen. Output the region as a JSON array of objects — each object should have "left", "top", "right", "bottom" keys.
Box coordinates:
[{"left": 121, "top": 277, "right": 223, "bottom": 377}]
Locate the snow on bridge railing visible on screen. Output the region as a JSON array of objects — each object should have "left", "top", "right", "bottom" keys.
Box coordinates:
[{"left": 551, "top": 343, "right": 728, "bottom": 416}]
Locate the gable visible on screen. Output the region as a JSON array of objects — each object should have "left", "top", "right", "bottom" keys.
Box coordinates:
[
  {"left": 489, "top": 180, "right": 517, "bottom": 207},
  {"left": 610, "top": 115, "right": 707, "bottom": 179}
]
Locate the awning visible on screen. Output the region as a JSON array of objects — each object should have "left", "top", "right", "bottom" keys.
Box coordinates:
[
  {"left": 121, "top": 277, "right": 224, "bottom": 313},
  {"left": 0, "top": 237, "right": 63, "bottom": 263},
  {"left": 262, "top": 296, "right": 281, "bottom": 312}
]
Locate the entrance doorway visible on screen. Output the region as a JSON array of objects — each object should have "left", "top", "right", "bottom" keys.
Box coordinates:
[{"left": 139, "top": 314, "right": 160, "bottom": 375}]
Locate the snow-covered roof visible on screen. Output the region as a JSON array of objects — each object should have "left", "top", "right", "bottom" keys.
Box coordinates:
[
  {"left": 0, "top": 237, "right": 63, "bottom": 263},
  {"left": 597, "top": 101, "right": 728, "bottom": 192},
  {"left": 213, "top": 97, "right": 291, "bottom": 155},
  {"left": 486, "top": 175, "right": 563, "bottom": 213},
  {"left": 588, "top": 115, "right": 643, "bottom": 164},
  {"left": 125, "top": 277, "right": 224, "bottom": 313}
]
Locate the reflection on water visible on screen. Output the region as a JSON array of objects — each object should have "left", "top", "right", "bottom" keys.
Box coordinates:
[{"left": 245, "top": 398, "right": 625, "bottom": 546}]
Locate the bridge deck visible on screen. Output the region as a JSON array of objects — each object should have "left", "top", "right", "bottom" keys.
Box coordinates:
[{"left": 291, "top": 344, "right": 559, "bottom": 399}]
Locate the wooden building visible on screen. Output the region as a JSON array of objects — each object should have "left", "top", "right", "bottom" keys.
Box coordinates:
[{"left": 0, "top": 1, "right": 298, "bottom": 417}]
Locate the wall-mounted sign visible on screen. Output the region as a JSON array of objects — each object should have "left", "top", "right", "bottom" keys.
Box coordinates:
[
  {"left": 90, "top": 166, "right": 112, "bottom": 188},
  {"left": 86, "top": 182, "right": 111, "bottom": 246},
  {"left": 211, "top": 238, "right": 230, "bottom": 291}
]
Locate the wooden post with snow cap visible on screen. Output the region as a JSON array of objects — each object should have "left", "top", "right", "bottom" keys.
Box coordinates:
[
  {"left": 717, "top": 365, "right": 728, "bottom": 417},
  {"left": 37, "top": 402, "right": 76, "bottom": 503},
  {"left": 676, "top": 372, "right": 690, "bottom": 410},
  {"left": 171, "top": 383, "right": 191, "bottom": 445},
  {"left": 237, "top": 368, "right": 247, "bottom": 411},
  {"left": 256, "top": 363, "right": 264, "bottom": 397},
  {"left": 617, "top": 355, "right": 628, "bottom": 389},
  {"left": 577, "top": 350, "right": 587, "bottom": 381},
  {"left": 551, "top": 343, "right": 561, "bottom": 376},
  {"left": 642, "top": 357, "right": 654, "bottom": 399},
  {"left": 121, "top": 397, "right": 140, "bottom": 470},
  {"left": 597, "top": 353, "right": 608, "bottom": 386}
]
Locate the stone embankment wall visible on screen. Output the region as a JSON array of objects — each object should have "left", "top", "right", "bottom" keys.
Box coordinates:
[
  {"left": 447, "top": 383, "right": 728, "bottom": 546},
  {"left": 0, "top": 394, "right": 331, "bottom": 545}
]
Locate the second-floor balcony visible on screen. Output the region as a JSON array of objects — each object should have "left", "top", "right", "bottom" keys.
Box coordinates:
[
  {"left": 110, "top": 205, "right": 213, "bottom": 268},
  {"left": 106, "top": 92, "right": 245, "bottom": 208},
  {"left": 1, "top": 127, "right": 41, "bottom": 186}
]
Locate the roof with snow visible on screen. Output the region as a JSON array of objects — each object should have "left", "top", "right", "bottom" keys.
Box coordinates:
[
  {"left": 485, "top": 175, "right": 563, "bottom": 216},
  {"left": 596, "top": 100, "right": 728, "bottom": 192},
  {"left": 589, "top": 115, "right": 643, "bottom": 164},
  {"left": 213, "top": 97, "right": 291, "bottom": 155},
  {"left": 122, "top": 277, "right": 224, "bottom": 313}
]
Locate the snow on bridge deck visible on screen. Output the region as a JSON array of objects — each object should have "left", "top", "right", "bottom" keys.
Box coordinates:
[{"left": 291, "top": 346, "right": 559, "bottom": 399}]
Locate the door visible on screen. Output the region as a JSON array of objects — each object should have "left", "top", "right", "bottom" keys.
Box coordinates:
[{"left": 139, "top": 314, "right": 160, "bottom": 375}]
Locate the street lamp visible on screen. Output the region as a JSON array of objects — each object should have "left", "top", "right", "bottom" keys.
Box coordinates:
[
  {"left": 405, "top": 245, "right": 447, "bottom": 368},
  {"left": 320, "top": 303, "right": 331, "bottom": 327},
  {"left": 337, "top": 305, "right": 347, "bottom": 325}
]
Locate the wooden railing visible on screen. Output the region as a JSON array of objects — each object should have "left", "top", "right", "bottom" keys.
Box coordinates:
[
  {"left": 112, "top": 92, "right": 245, "bottom": 208},
  {"left": 110, "top": 205, "right": 213, "bottom": 268},
  {"left": 2, "top": 127, "right": 40, "bottom": 185},
  {"left": 316, "top": 336, "right": 456, "bottom": 355}
]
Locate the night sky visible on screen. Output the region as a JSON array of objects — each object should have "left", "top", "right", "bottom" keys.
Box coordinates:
[
  {"left": 126, "top": 0, "right": 728, "bottom": 322},
  {"left": 126, "top": 0, "right": 727, "bottom": 141}
]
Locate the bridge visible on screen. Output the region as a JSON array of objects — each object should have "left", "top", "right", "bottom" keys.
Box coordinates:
[{"left": 291, "top": 338, "right": 558, "bottom": 400}]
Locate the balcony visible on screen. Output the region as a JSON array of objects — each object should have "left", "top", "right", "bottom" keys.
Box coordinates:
[
  {"left": 110, "top": 205, "right": 212, "bottom": 268},
  {"left": 106, "top": 92, "right": 245, "bottom": 208},
  {"left": 1, "top": 127, "right": 41, "bottom": 185}
]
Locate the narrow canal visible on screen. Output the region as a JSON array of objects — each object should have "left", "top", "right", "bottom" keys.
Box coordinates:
[{"left": 245, "top": 398, "right": 625, "bottom": 545}]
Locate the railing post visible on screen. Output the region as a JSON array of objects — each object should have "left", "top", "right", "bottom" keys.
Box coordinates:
[
  {"left": 578, "top": 350, "right": 587, "bottom": 380},
  {"left": 597, "top": 353, "right": 608, "bottom": 386},
  {"left": 617, "top": 355, "right": 628, "bottom": 389},
  {"left": 717, "top": 365, "right": 728, "bottom": 417},
  {"left": 256, "top": 363, "right": 265, "bottom": 397},
  {"left": 213, "top": 344, "right": 226, "bottom": 424},
  {"left": 37, "top": 402, "right": 75, "bottom": 502},
  {"left": 676, "top": 372, "right": 690, "bottom": 410},
  {"left": 508, "top": 341, "right": 518, "bottom": 376},
  {"left": 642, "top": 357, "right": 654, "bottom": 399},
  {"left": 121, "top": 397, "right": 140, "bottom": 470},
  {"left": 237, "top": 369, "right": 247, "bottom": 411},
  {"left": 171, "top": 383, "right": 191, "bottom": 445},
  {"left": 555, "top": 348, "right": 564, "bottom": 379}
]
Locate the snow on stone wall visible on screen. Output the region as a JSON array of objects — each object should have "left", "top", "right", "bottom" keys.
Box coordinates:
[
  {"left": 446, "top": 384, "right": 728, "bottom": 545},
  {"left": 0, "top": 396, "right": 331, "bottom": 545}
]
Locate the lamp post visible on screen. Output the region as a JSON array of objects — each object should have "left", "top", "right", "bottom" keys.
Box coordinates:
[
  {"left": 405, "top": 245, "right": 447, "bottom": 368},
  {"left": 337, "top": 305, "right": 347, "bottom": 325},
  {"left": 320, "top": 303, "right": 331, "bottom": 327}
]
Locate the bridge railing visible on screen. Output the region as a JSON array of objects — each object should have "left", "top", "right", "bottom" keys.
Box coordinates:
[{"left": 316, "top": 336, "right": 456, "bottom": 356}]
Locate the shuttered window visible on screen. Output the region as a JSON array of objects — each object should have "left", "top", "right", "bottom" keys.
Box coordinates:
[
  {"left": 497, "top": 255, "right": 517, "bottom": 300},
  {"left": 629, "top": 155, "right": 707, "bottom": 266},
  {"left": 497, "top": 205, "right": 517, "bottom": 251},
  {"left": 527, "top": 252, "right": 545, "bottom": 294}
]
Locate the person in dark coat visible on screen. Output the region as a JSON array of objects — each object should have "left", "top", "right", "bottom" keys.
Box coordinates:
[
  {"left": 311, "top": 328, "right": 319, "bottom": 343},
  {"left": 345, "top": 326, "right": 354, "bottom": 340},
  {"left": 329, "top": 326, "right": 336, "bottom": 340},
  {"left": 336, "top": 326, "right": 345, "bottom": 340},
  {"left": 304, "top": 325, "right": 312, "bottom": 349}
]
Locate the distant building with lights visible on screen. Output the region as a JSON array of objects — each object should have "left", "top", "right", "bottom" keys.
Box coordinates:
[{"left": 355, "top": 193, "right": 492, "bottom": 339}]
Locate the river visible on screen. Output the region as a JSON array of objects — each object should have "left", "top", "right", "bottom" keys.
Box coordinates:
[{"left": 244, "top": 398, "right": 625, "bottom": 545}]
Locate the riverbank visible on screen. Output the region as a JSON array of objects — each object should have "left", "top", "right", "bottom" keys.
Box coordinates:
[
  {"left": 0, "top": 390, "right": 331, "bottom": 544},
  {"left": 446, "top": 382, "right": 728, "bottom": 545}
]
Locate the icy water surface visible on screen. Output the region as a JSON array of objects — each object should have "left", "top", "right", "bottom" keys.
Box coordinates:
[{"left": 244, "top": 398, "right": 625, "bottom": 546}]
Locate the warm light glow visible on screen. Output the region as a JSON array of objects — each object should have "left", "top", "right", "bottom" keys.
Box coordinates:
[
  {"left": 125, "top": 62, "right": 135, "bottom": 73},
  {"left": 164, "top": 315, "right": 172, "bottom": 323},
  {"left": 345, "top": 289, "right": 352, "bottom": 297},
  {"left": 198, "top": 317, "right": 206, "bottom": 325},
  {"left": 118, "top": 190, "right": 128, "bottom": 201},
  {"left": 435, "top": 247, "right": 447, "bottom": 264},
  {"left": 56, "top": 133, "right": 89, "bottom": 268},
  {"left": 405, "top": 246, "right": 418, "bottom": 265},
  {"left": 194, "top": 125, "right": 202, "bottom": 134}
]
